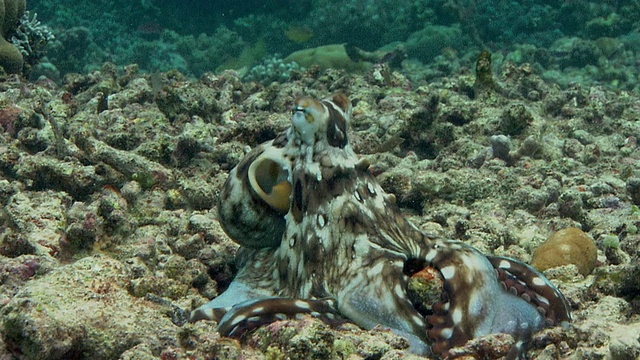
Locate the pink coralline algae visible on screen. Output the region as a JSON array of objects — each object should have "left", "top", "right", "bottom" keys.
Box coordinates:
[{"left": 0, "top": 105, "right": 22, "bottom": 136}]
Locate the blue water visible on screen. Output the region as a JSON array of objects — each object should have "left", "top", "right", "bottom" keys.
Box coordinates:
[{"left": 23, "top": 0, "right": 640, "bottom": 91}]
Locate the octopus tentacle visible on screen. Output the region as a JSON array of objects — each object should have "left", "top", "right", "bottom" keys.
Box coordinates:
[
  {"left": 334, "top": 257, "right": 432, "bottom": 354},
  {"left": 424, "top": 240, "right": 549, "bottom": 359},
  {"left": 487, "top": 255, "right": 572, "bottom": 325},
  {"left": 189, "top": 248, "right": 281, "bottom": 323},
  {"left": 216, "top": 298, "right": 342, "bottom": 337}
]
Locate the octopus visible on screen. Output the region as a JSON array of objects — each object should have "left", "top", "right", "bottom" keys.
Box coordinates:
[{"left": 189, "top": 94, "right": 572, "bottom": 359}]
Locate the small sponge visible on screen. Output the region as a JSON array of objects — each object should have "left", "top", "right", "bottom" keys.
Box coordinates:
[
  {"left": 531, "top": 227, "right": 598, "bottom": 277},
  {"left": 0, "top": 0, "right": 26, "bottom": 74}
]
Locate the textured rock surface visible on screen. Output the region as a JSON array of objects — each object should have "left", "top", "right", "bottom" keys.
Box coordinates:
[
  {"left": 0, "top": 62, "right": 638, "bottom": 359},
  {"left": 1, "top": 256, "right": 178, "bottom": 360}
]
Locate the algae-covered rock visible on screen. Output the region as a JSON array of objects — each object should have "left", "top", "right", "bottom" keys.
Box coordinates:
[
  {"left": 284, "top": 44, "right": 370, "bottom": 72},
  {"left": 627, "top": 177, "right": 640, "bottom": 205},
  {"left": 4, "top": 190, "right": 70, "bottom": 258},
  {"left": 248, "top": 317, "right": 335, "bottom": 359},
  {"left": 0, "top": 0, "right": 25, "bottom": 74},
  {"left": 405, "top": 25, "right": 463, "bottom": 63},
  {"left": 531, "top": 227, "right": 597, "bottom": 276},
  {"left": 608, "top": 322, "right": 640, "bottom": 360},
  {"left": 0, "top": 255, "right": 179, "bottom": 360},
  {"left": 499, "top": 103, "right": 533, "bottom": 136},
  {"left": 247, "top": 316, "right": 414, "bottom": 360},
  {"left": 155, "top": 82, "right": 221, "bottom": 123},
  {"left": 407, "top": 265, "right": 443, "bottom": 313}
]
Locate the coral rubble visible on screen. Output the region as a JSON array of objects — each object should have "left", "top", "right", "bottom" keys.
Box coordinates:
[{"left": 0, "top": 58, "right": 638, "bottom": 359}]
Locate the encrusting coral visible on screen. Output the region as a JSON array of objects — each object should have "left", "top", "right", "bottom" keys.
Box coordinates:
[
  {"left": 10, "top": 11, "right": 54, "bottom": 71},
  {"left": 0, "top": 0, "right": 25, "bottom": 74}
]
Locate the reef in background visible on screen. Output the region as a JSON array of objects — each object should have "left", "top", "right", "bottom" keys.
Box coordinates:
[{"left": 20, "top": 0, "right": 640, "bottom": 93}]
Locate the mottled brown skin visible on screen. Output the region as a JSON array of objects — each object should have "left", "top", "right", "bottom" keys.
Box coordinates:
[{"left": 191, "top": 94, "right": 572, "bottom": 358}]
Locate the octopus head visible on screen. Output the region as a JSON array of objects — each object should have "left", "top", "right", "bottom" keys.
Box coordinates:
[
  {"left": 216, "top": 94, "right": 352, "bottom": 249},
  {"left": 291, "top": 94, "right": 352, "bottom": 147}
]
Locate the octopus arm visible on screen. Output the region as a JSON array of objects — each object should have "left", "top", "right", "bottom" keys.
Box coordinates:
[
  {"left": 189, "top": 249, "right": 281, "bottom": 323},
  {"left": 189, "top": 278, "right": 277, "bottom": 323},
  {"left": 335, "top": 257, "right": 432, "bottom": 355},
  {"left": 486, "top": 255, "right": 572, "bottom": 325},
  {"left": 215, "top": 298, "right": 342, "bottom": 337},
  {"left": 425, "top": 241, "right": 557, "bottom": 359}
]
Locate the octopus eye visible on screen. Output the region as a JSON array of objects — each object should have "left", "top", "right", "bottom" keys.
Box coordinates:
[{"left": 248, "top": 156, "right": 292, "bottom": 213}]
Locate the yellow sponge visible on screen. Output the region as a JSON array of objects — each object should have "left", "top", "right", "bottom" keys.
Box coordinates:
[{"left": 531, "top": 227, "right": 598, "bottom": 277}]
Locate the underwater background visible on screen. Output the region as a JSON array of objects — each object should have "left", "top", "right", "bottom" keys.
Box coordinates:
[
  {"left": 24, "top": 0, "right": 640, "bottom": 91},
  {"left": 0, "top": 0, "right": 638, "bottom": 359}
]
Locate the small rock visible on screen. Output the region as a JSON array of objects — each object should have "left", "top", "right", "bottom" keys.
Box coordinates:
[
  {"left": 626, "top": 177, "right": 640, "bottom": 205},
  {"left": 407, "top": 265, "right": 444, "bottom": 313},
  {"left": 499, "top": 103, "right": 533, "bottom": 135},
  {"left": 447, "top": 333, "right": 515, "bottom": 359},
  {"left": 490, "top": 134, "right": 511, "bottom": 161},
  {"left": 0, "top": 232, "right": 36, "bottom": 257},
  {"left": 249, "top": 317, "right": 334, "bottom": 358},
  {"left": 557, "top": 190, "right": 585, "bottom": 221},
  {"left": 608, "top": 323, "right": 640, "bottom": 360}
]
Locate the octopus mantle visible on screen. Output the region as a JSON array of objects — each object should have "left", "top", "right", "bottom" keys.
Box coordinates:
[{"left": 190, "top": 94, "right": 571, "bottom": 359}]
